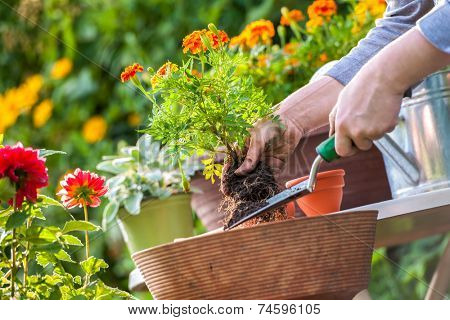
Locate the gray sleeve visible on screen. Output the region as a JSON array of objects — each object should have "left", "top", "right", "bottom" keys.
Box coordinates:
[
  {"left": 326, "top": 0, "right": 435, "bottom": 85},
  {"left": 417, "top": 0, "right": 450, "bottom": 54}
]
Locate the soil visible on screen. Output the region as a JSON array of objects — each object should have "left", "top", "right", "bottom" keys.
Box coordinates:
[{"left": 220, "top": 152, "right": 287, "bottom": 229}]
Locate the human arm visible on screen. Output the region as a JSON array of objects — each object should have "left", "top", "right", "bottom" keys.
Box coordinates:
[{"left": 332, "top": 25, "right": 450, "bottom": 157}]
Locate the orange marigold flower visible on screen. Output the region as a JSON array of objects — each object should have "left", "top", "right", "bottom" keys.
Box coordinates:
[
  {"left": 319, "top": 53, "right": 328, "bottom": 62},
  {"left": 183, "top": 30, "right": 206, "bottom": 54},
  {"left": 182, "top": 29, "right": 229, "bottom": 54},
  {"left": 283, "top": 42, "right": 300, "bottom": 55},
  {"left": 280, "top": 9, "right": 305, "bottom": 26},
  {"left": 229, "top": 35, "right": 246, "bottom": 48},
  {"left": 120, "top": 63, "right": 144, "bottom": 83},
  {"left": 151, "top": 61, "right": 179, "bottom": 88},
  {"left": 242, "top": 19, "right": 275, "bottom": 48},
  {"left": 208, "top": 30, "right": 229, "bottom": 48},
  {"left": 307, "top": 0, "right": 337, "bottom": 20},
  {"left": 306, "top": 16, "right": 324, "bottom": 32},
  {"left": 257, "top": 54, "right": 270, "bottom": 68},
  {"left": 57, "top": 168, "right": 107, "bottom": 209},
  {"left": 190, "top": 69, "right": 202, "bottom": 78}
]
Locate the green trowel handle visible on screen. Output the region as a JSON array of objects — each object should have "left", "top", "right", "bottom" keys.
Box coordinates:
[{"left": 316, "top": 134, "right": 340, "bottom": 162}]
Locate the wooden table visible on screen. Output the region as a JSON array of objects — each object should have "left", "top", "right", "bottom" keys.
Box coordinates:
[{"left": 130, "top": 188, "right": 450, "bottom": 298}]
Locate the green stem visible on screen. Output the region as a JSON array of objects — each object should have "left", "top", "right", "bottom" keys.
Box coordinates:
[
  {"left": 10, "top": 197, "right": 17, "bottom": 299},
  {"left": 23, "top": 217, "right": 31, "bottom": 289},
  {"left": 83, "top": 204, "right": 90, "bottom": 260},
  {"left": 83, "top": 203, "right": 90, "bottom": 287}
]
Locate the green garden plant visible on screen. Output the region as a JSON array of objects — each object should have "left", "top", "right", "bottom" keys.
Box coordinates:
[{"left": 97, "top": 134, "right": 201, "bottom": 229}]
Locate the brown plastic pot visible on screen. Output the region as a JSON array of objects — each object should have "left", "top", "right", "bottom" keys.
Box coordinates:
[{"left": 286, "top": 169, "right": 345, "bottom": 217}]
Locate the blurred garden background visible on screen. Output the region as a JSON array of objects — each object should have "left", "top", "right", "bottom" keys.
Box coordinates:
[{"left": 1, "top": 0, "right": 448, "bottom": 299}]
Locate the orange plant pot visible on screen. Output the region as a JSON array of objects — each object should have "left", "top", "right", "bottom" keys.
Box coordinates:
[{"left": 286, "top": 169, "right": 345, "bottom": 217}]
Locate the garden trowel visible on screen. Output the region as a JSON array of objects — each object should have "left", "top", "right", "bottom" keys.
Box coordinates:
[
  {"left": 224, "top": 135, "right": 338, "bottom": 230},
  {"left": 225, "top": 132, "right": 420, "bottom": 230}
]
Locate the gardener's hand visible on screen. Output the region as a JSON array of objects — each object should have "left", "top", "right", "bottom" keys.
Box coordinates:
[
  {"left": 330, "top": 28, "right": 450, "bottom": 157},
  {"left": 236, "top": 76, "right": 343, "bottom": 176}
]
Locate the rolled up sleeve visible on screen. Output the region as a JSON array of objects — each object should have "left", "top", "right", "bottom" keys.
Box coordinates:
[
  {"left": 417, "top": 0, "right": 450, "bottom": 54},
  {"left": 327, "top": 0, "right": 434, "bottom": 85}
]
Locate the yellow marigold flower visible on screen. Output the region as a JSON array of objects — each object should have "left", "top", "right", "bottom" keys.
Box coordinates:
[
  {"left": 354, "top": 2, "right": 369, "bottom": 25},
  {"left": 33, "top": 99, "right": 53, "bottom": 128},
  {"left": 283, "top": 42, "right": 300, "bottom": 55},
  {"left": 306, "top": 16, "right": 324, "bottom": 32},
  {"left": 280, "top": 9, "right": 305, "bottom": 26},
  {"left": 307, "top": 0, "right": 337, "bottom": 20},
  {"left": 182, "top": 29, "right": 229, "bottom": 54},
  {"left": 150, "top": 61, "right": 179, "bottom": 88},
  {"left": 23, "top": 74, "right": 44, "bottom": 93},
  {"left": 82, "top": 116, "right": 107, "bottom": 144},
  {"left": 127, "top": 112, "right": 141, "bottom": 127},
  {"left": 366, "top": 0, "right": 386, "bottom": 18},
  {"left": 50, "top": 58, "right": 73, "bottom": 80},
  {"left": 319, "top": 53, "right": 328, "bottom": 62}
]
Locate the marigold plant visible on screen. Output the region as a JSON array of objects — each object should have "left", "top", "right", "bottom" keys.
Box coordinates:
[{"left": 124, "top": 24, "right": 273, "bottom": 185}]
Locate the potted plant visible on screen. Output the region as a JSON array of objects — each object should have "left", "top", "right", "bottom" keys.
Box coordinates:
[
  {"left": 121, "top": 24, "right": 289, "bottom": 229},
  {"left": 97, "top": 134, "right": 200, "bottom": 253}
]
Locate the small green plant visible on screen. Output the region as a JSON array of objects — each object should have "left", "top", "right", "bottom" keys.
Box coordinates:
[
  {"left": 122, "top": 25, "right": 274, "bottom": 186},
  {"left": 97, "top": 134, "right": 201, "bottom": 228}
]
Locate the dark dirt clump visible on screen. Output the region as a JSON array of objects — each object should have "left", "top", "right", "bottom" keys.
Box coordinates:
[{"left": 220, "top": 153, "right": 287, "bottom": 229}]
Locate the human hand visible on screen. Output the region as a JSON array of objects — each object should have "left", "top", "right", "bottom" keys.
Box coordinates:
[{"left": 236, "top": 76, "right": 344, "bottom": 176}]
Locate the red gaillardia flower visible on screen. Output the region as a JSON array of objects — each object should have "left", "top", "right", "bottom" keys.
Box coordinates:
[
  {"left": 0, "top": 143, "right": 48, "bottom": 208},
  {"left": 57, "top": 168, "right": 107, "bottom": 209},
  {"left": 120, "top": 63, "right": 144, "bottom": 83}
]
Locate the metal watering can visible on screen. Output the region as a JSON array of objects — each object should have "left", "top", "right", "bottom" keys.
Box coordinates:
[{"left": 312, "top": 63, "right": 450, "bottom": 199}]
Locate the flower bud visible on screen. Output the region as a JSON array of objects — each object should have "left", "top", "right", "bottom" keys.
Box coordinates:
[
  {"left": 281, "top": 7, "right": 290, "bottom": 18},
  {"left": 208, "top": 23, "right": 219, "bottom": 35}
]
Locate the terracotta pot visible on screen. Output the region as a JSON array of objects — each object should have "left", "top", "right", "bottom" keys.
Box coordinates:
[
  {"left": 133, "top": 210, "right": 377, "bottom": 300},
  {"left": 286, "top": 169, "right": 345, "bottom": 217}
]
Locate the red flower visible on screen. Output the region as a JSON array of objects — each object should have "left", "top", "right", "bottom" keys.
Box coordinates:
[
  {"left": 120, "top": 63, "right": 144, "bottom": 83},
  {"left": 0, "top": 143, "right": 48, "bottom": 208},
  {"left": 57, "top": 168, "right": 107, "bottom": 209}
]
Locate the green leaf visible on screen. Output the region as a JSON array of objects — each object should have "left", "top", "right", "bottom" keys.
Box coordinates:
[
  {"left": 36, "top": 252, "right": 57, "bottom": 268},
  {"left": 124, "top": 192, "right": 143, "bottom": 215},
  {"left": 55, "top": 249, "right": 75, "bottom": 263},
  {"left": 5, "top": 210, "right": 27, "bottom": 230},
  {"left": 62, "top": 220, "right": 100, "bottom": 234},
  {"left": 80, "top": 257, "right": 108, "bottom": 276},
  {"left": 102, "top": 201, "right": 119, "bottom": 230},
  {"left": 38, "top": 195, "right": 64, "bottom": 208},
  {"left": 61, "top": 234, "right": 83, "bottom": 246},
  {"left": 38, "top": 149, "right": 67, "bottom": 158}
]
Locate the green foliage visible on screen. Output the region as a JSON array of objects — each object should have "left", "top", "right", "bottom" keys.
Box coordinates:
[
  {"left": 138, "top": 27, "right": 273, "bottom": 184},
  {"left": 0, "top": 193, "right": 132, "bottom": 299},
  {"left": 97, "top": 134, "right": 201, "bottom": 226}
]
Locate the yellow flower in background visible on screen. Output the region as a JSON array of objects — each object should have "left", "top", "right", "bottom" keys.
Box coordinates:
[
  {"left": 366, "top": 0, "right": 386, "bottom": 18},
  {"left": 257, "top": 54, "right": 270, "bottom": 68},
  {"left": 33, "top": 99, "right": 53, "bottom": 128},
  {"left": 283, "top": 42, "right": 300, "bottom": 55},
  {"left": 82, "top": 116, "right": 107, "bottom": 143},
  {"left": 51, "top": 58, "right": 73, "bottom": 80},
  {"left": 0, "top": 74, "right": 43, "bottom": 133},
  {"left": 230, "top": 20, "right": 275, "bottom": 49},
  {"left": 127, "top": 112, "right": 141, "bottom": 127},
  {"left": 306, "top": 16, "right": 324, "bottom": 32}
]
